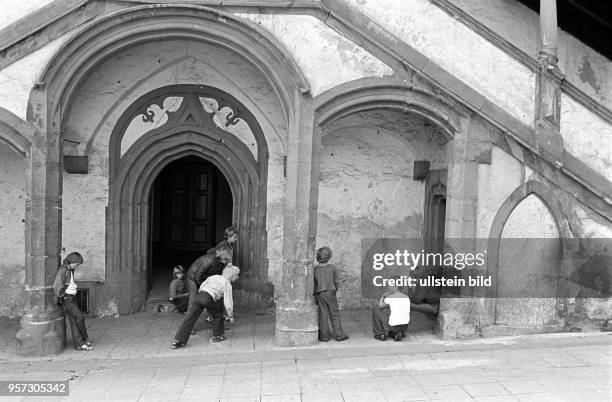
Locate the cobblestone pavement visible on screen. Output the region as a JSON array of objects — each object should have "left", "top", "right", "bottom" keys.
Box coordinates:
[{"left": 0, "top": 310, "right": 610, "bottom": 401}]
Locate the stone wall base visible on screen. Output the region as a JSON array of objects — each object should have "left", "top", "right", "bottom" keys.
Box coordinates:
[
  {"left": 16, "top": 311, "right": 65, "bottom": 356},
  {"left": 275, "top": 300, "right": 318, "bottom": 346}
]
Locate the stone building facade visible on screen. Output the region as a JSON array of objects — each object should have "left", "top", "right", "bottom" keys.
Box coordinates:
[{"left": 0, "top": 0, "right": 610, "bottom": 355}]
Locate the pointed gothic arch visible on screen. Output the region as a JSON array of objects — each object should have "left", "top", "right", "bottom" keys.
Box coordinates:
[
  {"left": 486, "top": 180, "right": 574, "bottom": 300},
  {"left": 105, "top": 85, "right": 267, "bottom": 313}
]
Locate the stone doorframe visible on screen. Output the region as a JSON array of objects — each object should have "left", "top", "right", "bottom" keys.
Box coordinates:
[
  {"left": 483, "top": 179, "right": 576, "bottom": 328},
  {"left": 106, "top": 85, "right": 267, "bottom": 314},
  {"left": 19, "top": 4, "right": 312, "bottom": 354}
]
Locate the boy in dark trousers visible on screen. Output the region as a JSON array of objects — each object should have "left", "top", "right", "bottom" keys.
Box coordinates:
[
  {"left": 52, "top": 252, "right": 92, "bottom": 351},
  {"left": 314, "top": 246, "right": 349, "bottom": 342}
]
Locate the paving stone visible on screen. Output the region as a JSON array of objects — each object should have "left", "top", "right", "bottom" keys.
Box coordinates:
[
  {"left": 500, "top": 380, "right": 548, "bottom": 394},
  {"left": 462, "top": 382, "right": 511, "bottom": 397}
]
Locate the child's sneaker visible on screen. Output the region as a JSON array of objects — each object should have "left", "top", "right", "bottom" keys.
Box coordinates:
[
  {"left": 393, "top": 332, "right": 402, "bottom": 342},
  {"left": 76, "top": 344, "right": 93, "bottom": 351},
  {"left": 374, "top": 334, "right": 386, "bottom": 341}
]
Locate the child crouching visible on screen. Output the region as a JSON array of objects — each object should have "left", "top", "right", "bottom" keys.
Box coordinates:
[{"left": 372, "top": 279, "right": 410, "bottom": 341}]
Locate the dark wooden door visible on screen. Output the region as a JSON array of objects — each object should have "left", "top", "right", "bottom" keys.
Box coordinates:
[{"left": 160, "top": 158, "right": 216, "bottom": 252}]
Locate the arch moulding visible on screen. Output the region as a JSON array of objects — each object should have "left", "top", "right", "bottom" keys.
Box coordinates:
[
  {"left": 314, "top": 77, "right": 466, "bottom": 137},
  {"left": 0, "top": 106, "right": 33, "bottom": 156}
]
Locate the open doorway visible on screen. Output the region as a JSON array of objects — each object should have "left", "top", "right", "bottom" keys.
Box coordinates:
[
  {"left": 411, "top": 169, "right": 447, "bottom": 332},
  {"left": 147, "top": 155, "right": 233, "bottom": 302}
]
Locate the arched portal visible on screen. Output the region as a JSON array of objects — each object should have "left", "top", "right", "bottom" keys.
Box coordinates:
[
  {"left": 314, "top": 77, "right": 466, "bottom": 333},
  {"left": 107, "top": 86, "right": 267, "bottom": 313},
  {"left": 19, "top": 3, "right": 311, "bottom": 355}
]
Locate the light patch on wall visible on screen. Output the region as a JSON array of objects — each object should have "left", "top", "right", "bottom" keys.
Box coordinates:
[
  {"left": 344, "top": 0, "right": 535, "bottom": 125},
  {"left": 571, "top": 206, "right": 612, "bottom": 240},
  {"left": 502, "top": 194, "right": 558, "bottom": 238},
  {"left": 477, "top": 146, "right": 523, "bottom": 238},
  {"left": 62, "top": 174, "right": 107, "bottom": 282},
  {"left": 236, "top": 13, "right": 394, "bottom": 96},
  {"left": 0, "top": 144, "right": 25, "bottom": 266},
  {"left": 560, "top": 94, "right": 612, "bottom": 181},
  {"left": 0, "top": 143, "right": 26, "bottom": 317},
  {"left": 0, "top": 0, "right": 55, "bottom": 31},
  {"left": 0, "top": 32, "right": 73, "bottom": 119}
]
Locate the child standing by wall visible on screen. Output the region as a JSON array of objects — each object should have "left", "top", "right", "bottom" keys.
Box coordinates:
[
  {"left": 52, "top": 252, "right": 92, "bottom": 351},
  {"left": 372, "top": 281, "right": 411, "bottom": 341},
  {"left": 314, "top": 246, "right": 349, "bottom": 342},
  {"left": 169, "top": 265, "right": 189, "bottom": 313}
]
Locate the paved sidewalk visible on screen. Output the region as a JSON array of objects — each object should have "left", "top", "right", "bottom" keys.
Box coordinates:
[
  {"left": 0, "top": 310, "right": 440, "bottom": 363},
  {"left": 0, "top": 310, "right": 610, "bottom": 401}
]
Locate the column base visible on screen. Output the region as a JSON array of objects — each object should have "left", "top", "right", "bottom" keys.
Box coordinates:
[
  {"left": 275, "top": 300, "right": 318, "bottom": 347},
  {"left": 16, "top": 309, "right": 65, "bottom": 356}
]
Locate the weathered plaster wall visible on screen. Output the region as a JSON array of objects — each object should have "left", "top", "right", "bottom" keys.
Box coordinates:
[
  {"left": 237, "top": 14, "right": 394, "bottom": 96},
  {"left": 0, "top": 143, "right": 26, "bottom": 317},
  {"left": 560, "top": 95, "right": 612, "bottom": 181},
  {"left": 345, "top": 0, "right": 536, "bottom": 126},
  {"left": 0, "top": 33, "right": 71, "bottom": 119},
  {"left": 317, "top": 112, "right": 448, "bottom": 308},
  {"left": 450, "top": 0, "right": 612, "bottom": 111},
  {"left": 0, "top": 0, "right": 54, "bottom": 31}
]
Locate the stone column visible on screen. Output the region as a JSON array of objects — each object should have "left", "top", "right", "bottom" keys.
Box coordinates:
[
  {"left": 16, "top": 86, "right": 65, "bottom": 355},
  {"left": 535, "top": 0, "right": 564, "bottom": 163},
  {"left": 275, "top": 93, "right": 319, "bottom": 346},
  {"left": 539, "top": 0, "right": 558, "bottom": 61},
  {"left": 438, "top": 116, "right": 489, "bottom": 339}
]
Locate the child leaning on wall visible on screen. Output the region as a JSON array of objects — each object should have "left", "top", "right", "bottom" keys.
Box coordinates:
[
  {"left": 52, "top": 252, "right": 93, "bottom": 351},
  {"left": 313, "top": 246, "right": 349, "bottom": 342}
]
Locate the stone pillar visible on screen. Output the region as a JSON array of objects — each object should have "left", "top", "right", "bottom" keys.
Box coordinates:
[
  {"left": 16, "top": 87, "right": 65, "bottom": 355},
  {"left": 535, "top": 0, "right": 564, "bottom": 163},
  {"left": 539, "top": 0, "right": 558, "bottom": 61},
  {"left": 438, "top": 117, "right": 488, "bottom": 339},
  {"left": 275, "top": 93, "right": 319, "bottom": 346}
]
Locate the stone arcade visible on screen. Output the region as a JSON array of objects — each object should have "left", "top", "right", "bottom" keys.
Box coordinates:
[{"left": 0, "top": 0, "right": 610, "bottom": 355}]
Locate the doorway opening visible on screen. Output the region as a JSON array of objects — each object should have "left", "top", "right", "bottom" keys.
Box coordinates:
[
  {"left": 412, "top": 169, "right": 447, "bottom": 332},
  {"left": 147, "top": 155, "right": 233, "bottom": 301}
]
